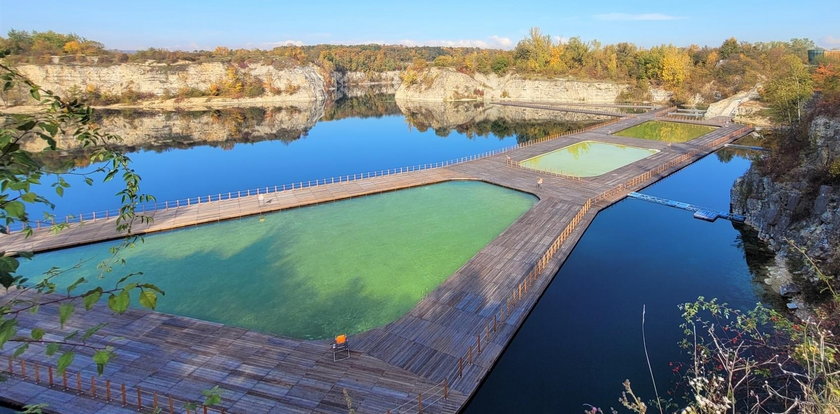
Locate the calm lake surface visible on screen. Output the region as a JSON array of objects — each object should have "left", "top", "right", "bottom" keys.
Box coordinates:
[
  {"left": 464, "top": 149, "right": 776, "bottom": 413},
  {"left": 29, "top": 95, "right": 599, "bottom": 218},
  {"left": 19, "top": 95, "right": 776, "bottom": 410}
]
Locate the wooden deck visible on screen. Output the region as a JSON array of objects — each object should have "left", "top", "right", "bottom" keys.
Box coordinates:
[{"left": 0, "top": 108, "right": 753, "bottom": 413}]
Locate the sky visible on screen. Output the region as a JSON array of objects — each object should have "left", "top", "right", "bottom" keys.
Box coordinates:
[{"left": 0, "top": 0, "right": 838, "bottom": 51}]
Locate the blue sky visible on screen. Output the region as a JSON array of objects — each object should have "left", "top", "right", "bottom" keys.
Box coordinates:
[{"left": 1, "top": 0, "right": 838, "bottom": 50}]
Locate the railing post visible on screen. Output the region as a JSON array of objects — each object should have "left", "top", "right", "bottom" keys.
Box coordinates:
[{"left": 444, "top": 378, "right": 449, "bottom": 400}]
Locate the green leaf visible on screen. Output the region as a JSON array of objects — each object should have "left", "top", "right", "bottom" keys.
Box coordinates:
[
  {"left": 31, "top": 328, "right": 45, "bottom": 340},
  {"left": 40, "top": 122, "right": 58, "bottom": 137},
  {"left": 0, "top": 319, "right": 18, "bottom": 348},
  {"left": 81, "top": 323, "right": 105, "bottom": 340},
  {"left": 107, "top": 291, "right": 130, "bottom": 314},
  {"left": 45, "top": 343, "right": 59, "bottom": 356},
  {"left": 16, "top": 120, "right": 36, "bottom": 131},
  {"left": 66, "top": 277, "right": 86, "bottom": 294},
  {"left": 83, "top": 288, "right": 102, "bottom": 310},
  {"left": 56, "top": 351, "right": 74, "bottom": 375},
  {"left": 58, "top": 303, "right": 74, "bottom": 328},
  {"left": 13, "top": 343, "right": 29, "bottom": 358},
  {"left": 21, "top": 192, "right": 37, "bottom": 202},
  {"left": 202, "top": 386, "right": 222, "bottom": 406},
  {"left": 138, "top": 290, "right": 157, "bottom": 310},
  {"left": 29, "top": 88, "right": 40, "bottom": 101},
  {"left": 92, "top": 349, "right": 111, "bottom": 375},
  {"left": 4, "top": 201, "right": 25, "bottom": 218},
  {"left": 55, "top": 186, "right": 64, "bottom": 197},
  {"left": 84, "top": 177, "right": 94, "bottom": 186}
]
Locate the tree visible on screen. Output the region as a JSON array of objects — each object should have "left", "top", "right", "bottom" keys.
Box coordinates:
[
  {"left": 762, "top": 54, "right": 813, "bottom": 123},
  {"left": 660, "top": 46, "right": 691, "bottom": 87},
  {"left": 719, "top": 37, "right": 740, "bottom": 60},
  {"left": 0, "top": 58, "right": 160, "bottom": 376}
]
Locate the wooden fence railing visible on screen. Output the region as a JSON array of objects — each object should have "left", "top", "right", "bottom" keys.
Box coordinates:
[
  {"left": 2, "top": 356, "right": 223, "bottom": 414},
  {"left": 5, "top": 117, "right": 627, "bottom": 234},
  {"left": 383, "top": 123, "right": 753, "bottom": 413},
  {"left": 2, "top": 122, "right": 752, "bottom": 414}
]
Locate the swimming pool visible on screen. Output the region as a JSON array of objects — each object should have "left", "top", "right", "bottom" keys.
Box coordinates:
[
  {"left": 19, "top": 181, "right": 537, "bottom": 340},
  {"left": 519, "top": 140, "right": 659, "bottom": 177},
  {"left": 613, "top": 120, "right": 717, "bottom": 142}
]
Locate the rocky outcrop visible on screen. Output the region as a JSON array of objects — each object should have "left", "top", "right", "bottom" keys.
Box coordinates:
[
  {"left": 7, "top": 63, "right": 329, "bottom": 104},
  {"left": 395, "top": 67, "right": 670, "bottom": 103},
  {"left": 731, "top": 116, "right": 840, "bottom": 299},
  {"left": 20, "top": 103, "right": 324, "bottom": 154},
  {"left": 705, "top": 85, "right": 761, "bottom": 119},
  {"left": 397, "top": 100, "right": 607, "bottom": 130}
]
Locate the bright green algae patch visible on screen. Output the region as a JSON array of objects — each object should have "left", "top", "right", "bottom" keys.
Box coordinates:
[
  {"left": 519, "top": 140, "right": 658, "bottom": 177},
  {"left": 20, "top": 181, "right": 536, "bottom": 340},
  {"left": 613, "top": 120, "right": 716, "bottom": 143}
]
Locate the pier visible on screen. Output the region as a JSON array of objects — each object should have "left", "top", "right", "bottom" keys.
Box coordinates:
[
  {"left": 0, "top": 107, "right": 753, "bottom": 413},
  {"left": 627, "top": 192, "right": 747, "bottom": 223}
]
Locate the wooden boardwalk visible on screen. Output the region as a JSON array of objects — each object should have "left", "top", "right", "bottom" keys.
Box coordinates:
[{"left": 0, "top": 107, "right": 753, "bottom": 413}]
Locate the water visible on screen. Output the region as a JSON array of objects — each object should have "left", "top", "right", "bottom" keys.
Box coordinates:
[
  {"left": 520, "top": 141, "right": 659, "bottom": 177},
  {"left": 27, "top": 96, "right": 598, "bottom": 219},
  {"left": 464, "top": 149, "right": 776, "bottom": 413},
  {"left": 19, "top": 181, "right": 536, "bottom": 340},
  {"left": 615, "top": 120, "right": 717, "bottom": 143}
]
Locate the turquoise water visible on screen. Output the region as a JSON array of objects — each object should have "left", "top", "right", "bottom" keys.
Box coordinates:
[
  {"left": 519, "top": 140, "right": 659, "bottom": 177},
  {"left": 465, "top": 150, "right": 776, "bottom": 412},
  {"left": 19, "top": 181, "right": 536, "bottom": 340},
  {"left": 614, "top": 120, "right": 717, "bottom": 142}
]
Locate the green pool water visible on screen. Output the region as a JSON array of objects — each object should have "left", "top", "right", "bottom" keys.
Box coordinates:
[
  {"left": 519, "top": 140, "right": 659, "bottom": 177},
  {"left": 19, "top": 181, "right": 536, "bottom": 340},
  {"left": 613, "top": 120, "right": 716, "bottom": 142}
]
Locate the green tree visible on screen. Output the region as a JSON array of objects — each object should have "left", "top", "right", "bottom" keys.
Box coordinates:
[
  {"left": 1, "top": 59, "right": 160, "bottom": 376},
  {"left": 719, "top": 37, "right": 741, "bottom": 59},
  {"left": 762, "top": 54, "right": 813, "bottom": 123}
]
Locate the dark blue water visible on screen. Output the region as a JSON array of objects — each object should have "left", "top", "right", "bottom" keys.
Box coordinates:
[
  {"left": 463, "top": 150, "right": 776, "bottom": 413},
  {"left": 30, "top": 105, "right": 593, "bottom": 219}
]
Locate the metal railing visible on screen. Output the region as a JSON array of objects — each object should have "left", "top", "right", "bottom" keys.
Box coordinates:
[
  {"left": 380, "top": 123, "right": 753, "bottom": 413},
  {"left": 3, "top": 356, "right": 225, "bottom": 414},
  {"left": 6, "top": 117, "right": 627, "bottom": 234}
]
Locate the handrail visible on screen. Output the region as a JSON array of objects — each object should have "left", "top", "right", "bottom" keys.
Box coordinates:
[
  {"left": 2, "top": 356, "right": 224, "bottom": 414},
  {"left": 2, "top": 120, "right": 752, "bottom": 414},
  {"left": 379, "top": 122, "right": 752, "bottom": 413},
  {"left": 6, "top": 117, "right": 626, "bottom": 234}
]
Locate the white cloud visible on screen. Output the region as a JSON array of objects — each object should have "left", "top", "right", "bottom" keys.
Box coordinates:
[
  {"left": 552, "top": 36, "right": 569, "bottom": 45},
  {"left": 489, "top": 35, "right": 513, "bottom": 48},
  {"left": 822, "top": 36, "right": 840, "bottom": 48},
  {"left": 395, "top": 35, "right": 514, "bottom": 49},
  {"left": 594, "top": 13, "right": 684, "bottom": 21},
  {"left": 264, "top": 40, "right": 305, "bottom": 47}
]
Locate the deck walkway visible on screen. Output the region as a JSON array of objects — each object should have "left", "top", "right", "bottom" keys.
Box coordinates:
[
  {"left": 491, "top": 101, "right": 628, "bottom": 117},
  {"left": 0, "top": 107, "right": 754, "bottom": 413}
]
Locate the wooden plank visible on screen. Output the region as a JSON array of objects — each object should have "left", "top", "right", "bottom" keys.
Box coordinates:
[{"left": 0, "top": 112, "right": 752, "bottom": 413}]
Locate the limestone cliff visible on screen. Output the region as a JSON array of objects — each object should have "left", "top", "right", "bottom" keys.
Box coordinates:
[
  {"left": 20, "top": 103, "right": 324, "bottom": 154},
  {"left": 731, "top": 116, "right": 840, "bottom": 299},
  {"left": 397, "top": 100, "right": 607, "bottom": 131},
  {"left": 395, "top": 67, "right": 670, "bottom": 103},
  {"left": 5, "top": 63, "right": 329, "bottom": 105}
]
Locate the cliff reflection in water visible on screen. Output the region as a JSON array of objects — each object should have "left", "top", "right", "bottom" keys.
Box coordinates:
[{"left": 30, "top": 93, "right": 606, "bottom": 171}]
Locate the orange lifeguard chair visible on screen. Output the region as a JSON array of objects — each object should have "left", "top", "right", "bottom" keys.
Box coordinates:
[{"left": 332, "top": 334, "right": 349, "bottom": 361}]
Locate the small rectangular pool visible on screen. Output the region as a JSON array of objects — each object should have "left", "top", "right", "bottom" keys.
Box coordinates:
[
  {"left": 19, "top": 181, "right": 536, "bottom": 340},
  {"left": 519, "top": 141, "right": 659, "bottom": 177},
  {"left": 613, "top": 120, "right": 716, "bottom": 142}
]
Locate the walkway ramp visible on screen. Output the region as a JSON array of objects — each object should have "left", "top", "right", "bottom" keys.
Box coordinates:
[{"left": 627, "top": 192, "right": 746, "bottom": 223}]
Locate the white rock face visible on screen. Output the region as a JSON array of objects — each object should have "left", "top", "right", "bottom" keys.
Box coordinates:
[
  {"left": 395, "top": 67, "right": 670, "bottom": 104},
  {"left": 12, "top": 63, "right": 329, "bottom": 102}
]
